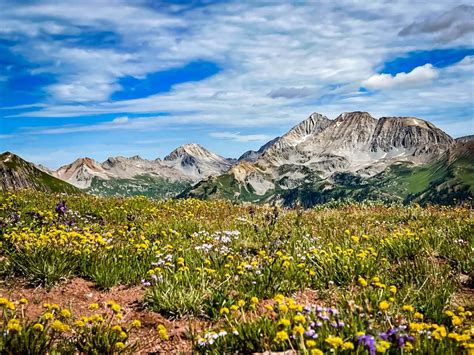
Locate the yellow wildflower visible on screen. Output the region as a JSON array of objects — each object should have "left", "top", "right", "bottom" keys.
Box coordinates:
[
  {"left": 115, "top": 342, "right": 126, "bottom": 350},
  {"left": 33, "top": 323, "right": 44, "bottom": 332},
  {"left": 325, "top": 336, "right": 344, "bottom": 348},
  {"left": 379, "top": 301, "right": 390, "bottom": 311},
  {"left": 274, "top": 330, "right": 289, "bottom": 343},
  {"left": 157, "top": 324, "right": 169, "bottom": 341},
  {"left": 7, "top": 319, "right": 22, "bottom": 333},
  {"left": 342, "top": 342, "right": 354, "bottom": 350},
  {"left": 88, "top": 303, "right": 99, "bottom": 310}
]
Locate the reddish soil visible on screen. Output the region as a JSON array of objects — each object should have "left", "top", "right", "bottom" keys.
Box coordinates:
[{"left": 0, "top": 278, "right": 210, "bottom": 353}]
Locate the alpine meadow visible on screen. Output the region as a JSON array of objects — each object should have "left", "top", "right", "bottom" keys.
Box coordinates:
[{"left": 0, "top": 1, "right": 473, "bottom": 354}]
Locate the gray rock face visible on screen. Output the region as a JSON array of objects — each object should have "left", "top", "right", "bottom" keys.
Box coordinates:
[
  {"left": 456, "top": 135, "right": 474, "bottom": 143},
  {"left": 238, "top": 137, "right": 280, "bottom": 162},
  {"left": 54, "top": 143, "right": 233, "bottom": 188},
  {"left": 216, "top": 111, "right": 455, "bottom": 196},
  {"left": 370, "top": 117, "right": 454, "bottom": 159},
  {"left": 162, "top": 143, "right": 233, "bottom": 180}
]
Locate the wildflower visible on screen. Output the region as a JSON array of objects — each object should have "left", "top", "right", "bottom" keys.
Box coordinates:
[
  {"left": 111, "top": 303, "right": 121, "bottom": 314},
  {"left": 379, "top": 301, "right": 390, "bottom": 311},
  {"left": 414, "top": 312, "right": 424, "bottom": 320},
  {"left": 293, "top": 314, "right": 306, "bottom": 324},
  {"left": 432, "top": 325, "right": 447, "bottom": 340},
  {"left": 33, "top": 323, "right": 44, "bottom": 332},
  {"left": 358, "top": 276, "right": 368, "bottom": 287},
  {"left": 60, "top": 309, "right": 72, "bottom": 318},
  {"left": 43, "top": 312, "right": 54, "bottom": 320},
  {"left": 389, "top": 285, "right": 397, "bottom": 294},
  {"left": 402, "top": 305, "right": 414, "bottom": 312},
  {"left": 293, "top": 325, "right": 305, "bottom": 335},
  {"left": 250, "top": 296, "right": 259, "bottom": 304},
  {"left": 274, "top": 330, "right": 289, "bottom": 343},
  {"left": 237, "top": 299, "right": 246, "bottom": 308},
  {"left": 325, "top": 336, "right": 344, "bottom": 348},
  {"left": 310, "top": 350, "right": 323, "bottom": 355},
  {"left": 74, "top": 320, "right": 85, "bottom": 328},
  {"left": 451, "top": 316, "right": 462, "bottom": 326},
  {"left": 358, "top": 334, "right": 376, "bottom": 355},
  {"left": 19, "top": 298, "right": 28, "bottom": 304},
  {"left": 51, "top": 320, "right": 70, "bottom": 333},
  {"left": 7, "top": 319, "right": 22, "bottom": 333},
  {"left": 342, "top": 342, "right": 354, "bottom": 350},
  {"left": 88, "top": 303, "right": 99, "bottom": 310},
  {"left": 279, "top": 304, "right": 289, "bottom": 313},
  {"left": 115, "top": 342, "right": 126, "bottom": 350},
  {"left": 376, "top": 340, "right": 391, "bottom": 353},
  {"left": 264, "top": 304, "right": 274, "bottom": 311},
  {"left": 306, "top": 339, "right": 317, "bottom": 348},
  {"left": 278, "top": 318, "right": 291, "bottom": 327},
  {"left": 219, "top": 307, "right": 229, "bottom": 315},
  {"left": 157, "top": 324, "right": 169, "bottom": 341},
  {"left": 274, "top": 294, "right": 285, "bottom": 303},
  {"left": 112, "top": 325, "right": 122, "bottom": 332}
]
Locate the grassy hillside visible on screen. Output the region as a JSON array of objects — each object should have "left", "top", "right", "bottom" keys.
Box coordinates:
[
  {"left": 0, "top": 152, "right": 81, "bottom": 194},
  {"left": 87, "top": 175, "right": 191, "bottom": 198}
]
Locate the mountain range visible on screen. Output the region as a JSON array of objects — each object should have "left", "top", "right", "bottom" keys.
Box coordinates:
[{"left": 1, "top": 111, "right": 473, "bottom": 206}]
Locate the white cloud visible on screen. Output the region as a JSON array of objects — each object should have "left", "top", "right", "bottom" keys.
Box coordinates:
[
  {"left": 1, "top": 0, "right": 473, "bottom": 142},
  {"left": 362, "top": 64, "right": 439, "bottom": 90},
  {"left": 112, "top": 116, "right": 129, "bottom": 124},
  {"left": 209, "top": 132, "right": 273, "bottom": 142}
]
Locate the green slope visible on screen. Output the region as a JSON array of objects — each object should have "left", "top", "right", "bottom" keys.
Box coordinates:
[
  {"left": 87, "top": 175, "right": 191, "bottom": 198},
  {"left": 0, "top": 152, "right": 81, "bottom": 194}
]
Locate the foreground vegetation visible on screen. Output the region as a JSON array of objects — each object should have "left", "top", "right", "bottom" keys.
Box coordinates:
[{"left": 0, "top": 190, "right": 472, "bottom": 353}]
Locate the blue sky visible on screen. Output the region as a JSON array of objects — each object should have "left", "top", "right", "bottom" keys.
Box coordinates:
[{"left": 0, "top": 1, "right": 473, "bottom": 168}]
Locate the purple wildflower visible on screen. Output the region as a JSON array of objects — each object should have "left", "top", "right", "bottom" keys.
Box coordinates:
[
  {"left": 358, "top": 334, "right": 376, "bottom": 355},
  {"left": 55, "top": 200, "right": 67, "bottom": 215}
]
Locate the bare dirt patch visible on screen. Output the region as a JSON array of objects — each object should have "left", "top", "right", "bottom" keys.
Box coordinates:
[{"left": 0, "top": 278, "right": 210, "bottom": 353}]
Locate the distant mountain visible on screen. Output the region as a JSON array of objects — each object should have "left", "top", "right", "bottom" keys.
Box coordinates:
[
  {"left": 51, "top": 143, "right": 232, "bottom": 198},
  {"left": 238, "top": 137, "right": 280, "bottom": 162},
  {"left": 0, "top": 152, "right": 80, "bottom": 193},
  {"left": 456, "top": 135, "right": 474, "bottom": 143},
  {"left": 4, "top": 111, "right": 471, "bottom": 205},
  {"left": 183, "top": 111, "right": 472, "bottom": 206},
  {"left": 163, "top": 143, "right": 233, "bottom": 180}
]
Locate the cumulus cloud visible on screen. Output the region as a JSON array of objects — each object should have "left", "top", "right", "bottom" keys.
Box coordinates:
[
  {"left": 399, "top": 4, "right": 474, "bottom": 42},
  {"left": 267, "top": 87, "right": 314, "bottom": 99},
  {"left": 362, "top": 64, "right": 438, "bottom": 90},
  {"left": 209, "top": 132, "right": 273, "bottom": 142}
]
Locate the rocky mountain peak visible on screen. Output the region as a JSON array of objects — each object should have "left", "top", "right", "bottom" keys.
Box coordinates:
[
  {"left": 285, "top": 113, "right": 331, "bottom": 141},
  {"left": 370, "top": 116, "right": 454, "bottom": 157}
]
